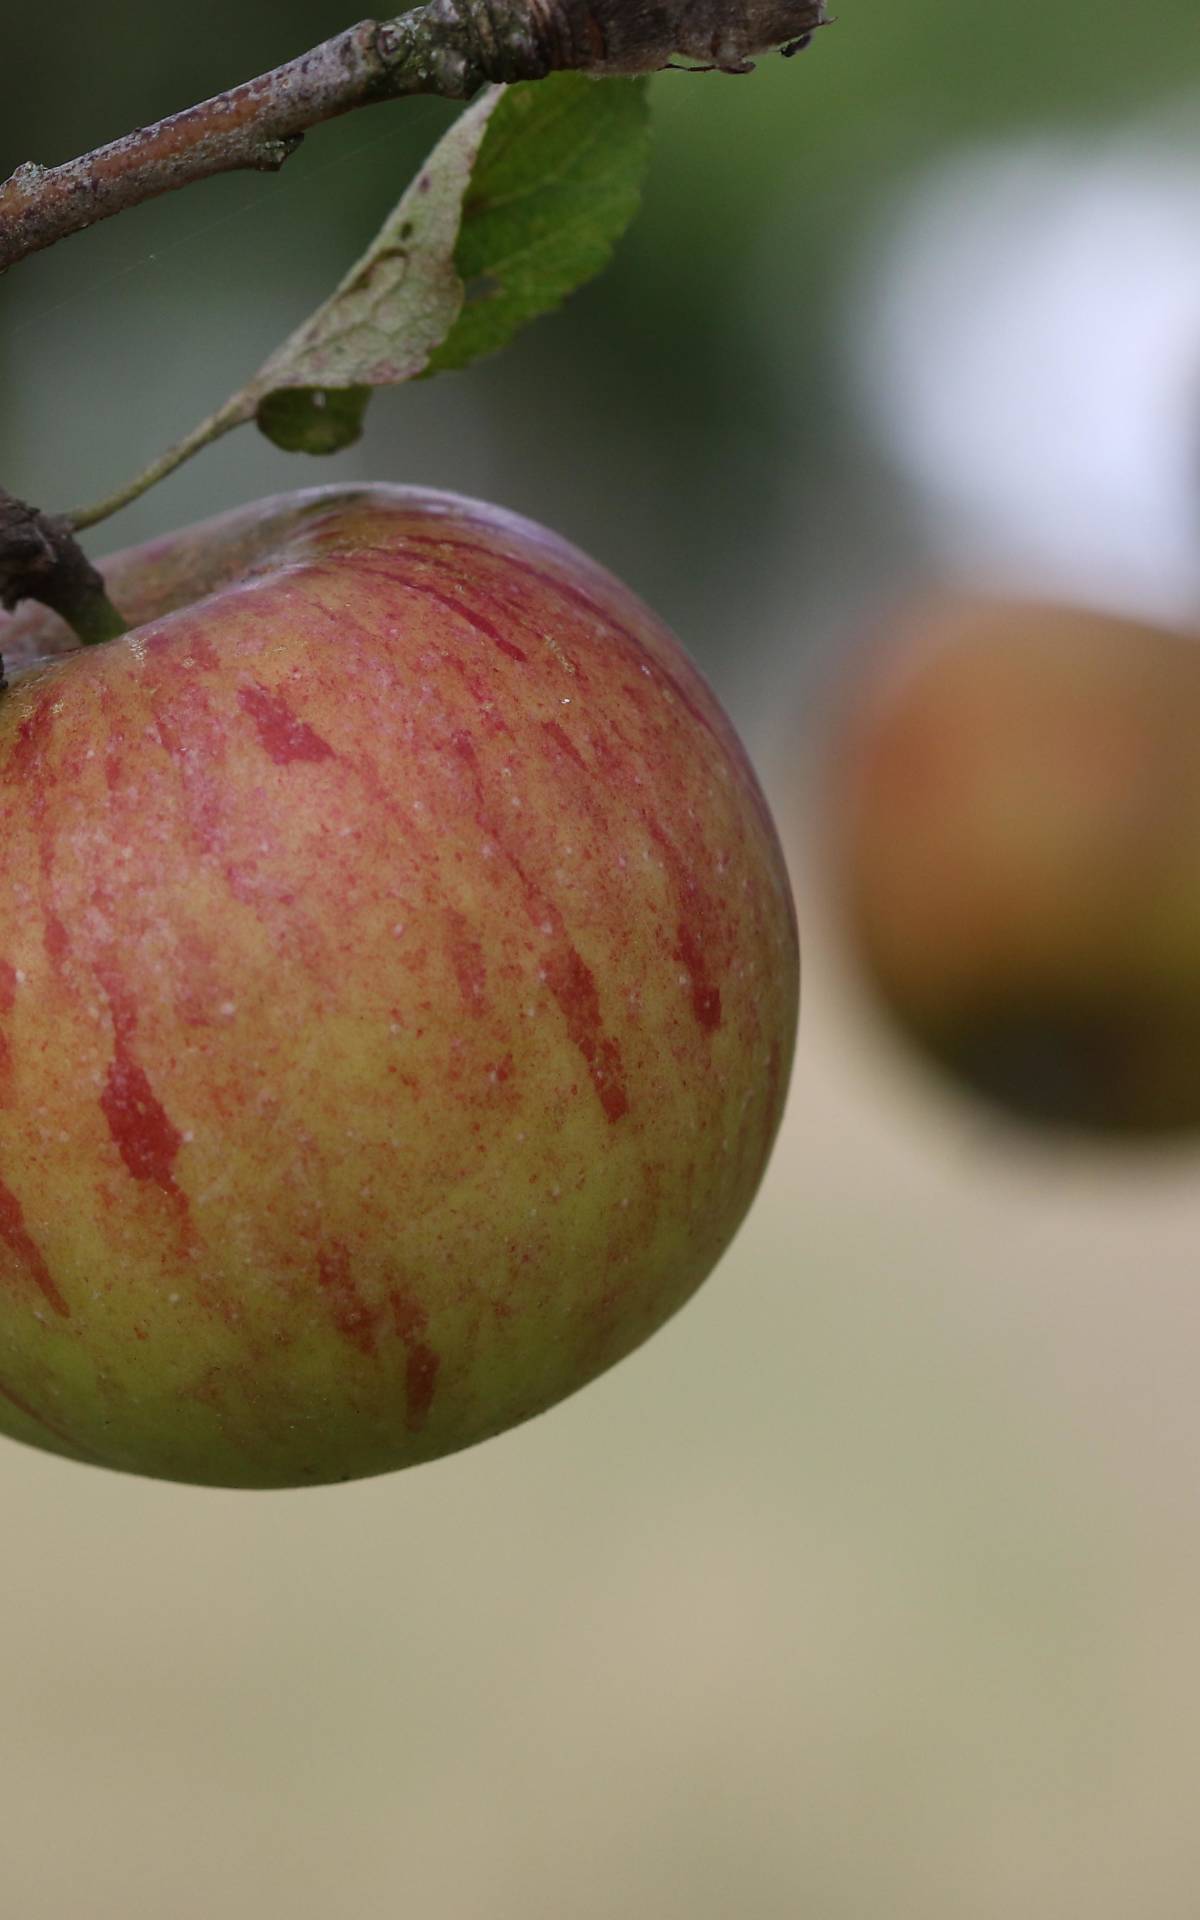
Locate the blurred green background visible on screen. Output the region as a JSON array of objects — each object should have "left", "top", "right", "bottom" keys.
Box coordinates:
[{"left": 5, "top": 4, "right": 1200, "bottom": 1915}]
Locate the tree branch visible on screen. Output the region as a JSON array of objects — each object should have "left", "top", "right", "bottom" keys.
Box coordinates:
[{"left": 0, "top": 1, "right": 827, "bottom": 274}]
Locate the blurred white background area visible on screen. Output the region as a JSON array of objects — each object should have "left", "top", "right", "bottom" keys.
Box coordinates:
[{"left": 849, "top": 110, "right": 1200, "bottom": 626}]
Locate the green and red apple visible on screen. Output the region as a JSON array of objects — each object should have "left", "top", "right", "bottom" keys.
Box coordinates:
[
  {"left": 826, "top": 593, "right": 1200, "bottom": 1136},
  {"left": 0, "top": 485, "right": 799, "bottom": 1486}
]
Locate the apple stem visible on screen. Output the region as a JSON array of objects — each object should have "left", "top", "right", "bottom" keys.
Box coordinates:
[
  {"left": 62, "top": 590, "right": 130, "bottom": 648},
  {"left": 0, "top": 487, "right": 129, "bottom": 663}
]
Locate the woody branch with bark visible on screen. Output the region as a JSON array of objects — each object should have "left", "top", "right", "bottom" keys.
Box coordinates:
[
  {"left": 0, "top": 0, "right": 827, "bottom": 273},
  {"left": 0, "top": 0, "right": 828, "bottom": 651}
]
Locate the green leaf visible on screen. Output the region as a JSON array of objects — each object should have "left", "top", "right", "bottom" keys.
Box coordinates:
[
  {"left": 256, "top": 385, "right": 372, "bottom": 454},
  {"left": 245, "top": 73, "right": 650, "bottom": 444},
  {"left": 425, "top": 74, "right": 651, "bottom": 376},
  {"left": 69, "top": 78, "right": 652, "bottom": 527},
  {"left": 246, "top": 86, "right": 502, "bottom": 440}
]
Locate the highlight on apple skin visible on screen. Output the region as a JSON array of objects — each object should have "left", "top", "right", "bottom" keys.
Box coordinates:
[
  {"left": 826, "top": 593, "right": 1200, "bottom": 1138},
  {"left": 0, "top": 486, "right": 799, "bottom": 1487}
]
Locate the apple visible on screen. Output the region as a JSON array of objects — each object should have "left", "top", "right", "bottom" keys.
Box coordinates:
[
  {"left": 826, "top": 593, "right": 1200, "bottom": 1137},
  {"left": 0, "top": 485, "right": 798, "bottom": 1487}
]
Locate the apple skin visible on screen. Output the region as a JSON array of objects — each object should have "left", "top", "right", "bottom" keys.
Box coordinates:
[
  {"left": 0, "top": 486, "right": 798, "bottom": 1487},
  {"left": 827, "top": 594, "right": 1200, "bottom": 1137}
]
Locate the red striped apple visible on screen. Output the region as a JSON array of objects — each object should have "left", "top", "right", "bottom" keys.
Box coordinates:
[
  {"left": 0, "top": 486, "right": 798, "bottom": 1486},
  {"left": 827, "top": 593, "right": 1200, "bottom": 1136}
]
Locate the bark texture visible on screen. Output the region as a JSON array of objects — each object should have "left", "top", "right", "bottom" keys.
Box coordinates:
[{"left": 0, "top": 1, "right": 828, "bottom": 272}]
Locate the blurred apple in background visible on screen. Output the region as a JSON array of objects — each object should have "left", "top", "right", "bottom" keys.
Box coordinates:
[
  {"left": 824, "top": 593, "right": 1200, "bottom": 1136},
  {"left": 0, "top": 484, "right": 798, "bottom": 1487}
]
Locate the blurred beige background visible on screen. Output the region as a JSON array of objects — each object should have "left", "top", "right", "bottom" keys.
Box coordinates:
[
  {"left": 5, "top": 903, "right": 1200, "bottom": 1917},
  {"left": 6, "top": 1, "right": 1200, "bottom": 1913}
]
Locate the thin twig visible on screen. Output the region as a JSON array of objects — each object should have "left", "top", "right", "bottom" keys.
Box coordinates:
[{"left": 0, "top": 0, "right": 828, "bottom": 273}]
